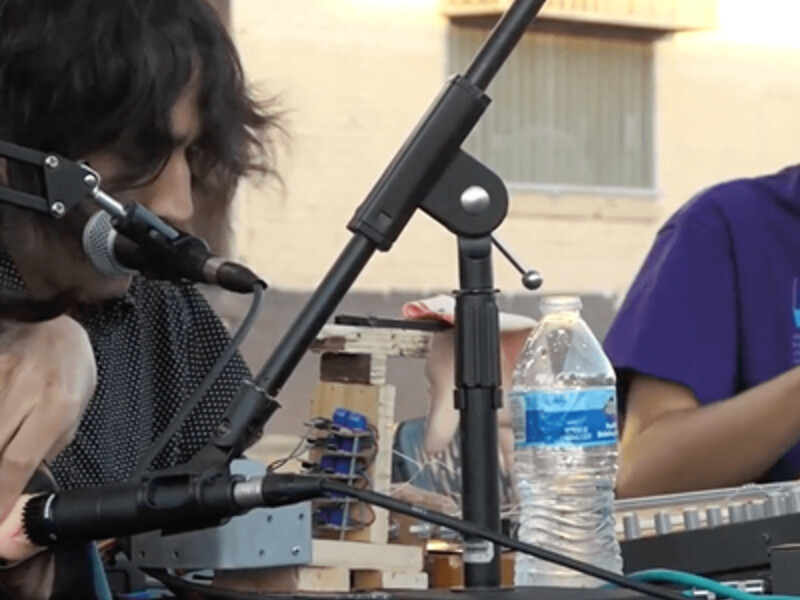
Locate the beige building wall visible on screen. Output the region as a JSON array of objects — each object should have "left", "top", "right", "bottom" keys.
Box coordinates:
[{"left": 231, "top": 0, "right": 800, "bottom": 301}]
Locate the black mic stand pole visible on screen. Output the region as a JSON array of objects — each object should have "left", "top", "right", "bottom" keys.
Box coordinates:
[
  {"left": 252, "top": 0, "right": 547, "bottom": 398},
  {"left": 180, "top": 0, "right": 548, "bottom": 589}
]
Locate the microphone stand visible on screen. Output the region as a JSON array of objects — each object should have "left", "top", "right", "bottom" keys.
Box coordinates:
[
  {"left": 0, "top": 0, "right": 550, "bottom": 590},
  {"left": 174, "top": 0, "right": 549, "bottom": 588}
]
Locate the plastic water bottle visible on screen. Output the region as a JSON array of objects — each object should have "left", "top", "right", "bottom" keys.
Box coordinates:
[{"left": 509, "top": 296, "right": 622, "bottom": 587}]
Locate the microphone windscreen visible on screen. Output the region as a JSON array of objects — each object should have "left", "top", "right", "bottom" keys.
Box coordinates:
[{"left": 82, "top": 211, "right": 134, "bottom": 279}]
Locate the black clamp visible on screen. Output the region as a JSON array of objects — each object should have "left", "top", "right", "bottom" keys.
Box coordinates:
[{"left": 0, "top": 140, "right": 96, "bottom": 218}]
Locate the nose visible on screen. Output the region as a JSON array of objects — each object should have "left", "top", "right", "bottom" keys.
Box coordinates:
[{"left": 140, "top": 150, "right": 194, "bottom": 229}]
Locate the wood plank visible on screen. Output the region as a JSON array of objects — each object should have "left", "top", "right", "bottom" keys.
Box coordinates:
[
  {"left": 311, "top": 324, "right": 432, "bottom": 361},
  {"left": 213, "top": 566, "right": 350, "bottom": 593},
  {"left": 320, "top": 353, "right": 381, "bottom": 385},
  {"left": 353, "top": 570, "right": 429, "bottom": 590},
  {"left": 312, "top": 540, "right": 423, "bottom": 572}
]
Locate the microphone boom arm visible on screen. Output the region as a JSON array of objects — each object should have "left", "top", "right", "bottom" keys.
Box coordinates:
[
  {"left": 0, "top": 139, "right": 182, "bottom": 248},
  {"left": 0, "top": 141, "right": 264, "bottom": 293}
]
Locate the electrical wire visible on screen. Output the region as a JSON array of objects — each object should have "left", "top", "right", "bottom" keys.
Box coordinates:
[
  {"left": 389, "top": 448, "right": 463, "bottom": 516},
  {"left": 321, "top": 478, "right": 686, "bottom": 600},
  {"left": 624, "top": 569, "right": 800, "bottom": 600},
  {"left": 363, "top": 423, "right": 380, "bottom": 470},
  {"left": 140, "top": 476, "right": 792, "bottom": 600},
  {"left": 131, "top": 282, "right": 266, "bottom": 479},
  {"left": 268, "top": 424, "right": 313, "bottom": 472}
]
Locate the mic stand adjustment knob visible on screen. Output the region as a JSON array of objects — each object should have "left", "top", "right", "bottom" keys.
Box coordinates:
[{"left": 491, "top": 235, "right": 543, "bottom": 290}]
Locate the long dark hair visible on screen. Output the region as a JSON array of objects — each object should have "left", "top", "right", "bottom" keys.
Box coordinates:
[{"left": 0, "top": 0, "right": 278, "bottom": 193}]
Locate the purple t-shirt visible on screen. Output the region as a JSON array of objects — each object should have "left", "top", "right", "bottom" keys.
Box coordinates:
[{"left": 604, "top": 165, "right": 800, "bottom": 482}]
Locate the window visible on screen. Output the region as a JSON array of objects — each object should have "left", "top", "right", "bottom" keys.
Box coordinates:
[{"left": 450, "top": 22, "right": 656, "bottom": 192}]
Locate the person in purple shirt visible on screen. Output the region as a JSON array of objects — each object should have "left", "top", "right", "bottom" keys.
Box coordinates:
[{"left": 604, "top": 165, "right": 800, "bottom": 498}]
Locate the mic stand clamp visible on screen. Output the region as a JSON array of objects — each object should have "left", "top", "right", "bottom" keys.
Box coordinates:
[
  {"left": 0, "top": 140, "right": 98, "bottom": 218},
  {"left": 125, "top": 378, "right": 280, "bottom": 532},
  {"left": 166, "top": 379, "right": 281, "bottom": 475},
  {"left": 122, "top": 378, "right": 281, "bottom": 534}
]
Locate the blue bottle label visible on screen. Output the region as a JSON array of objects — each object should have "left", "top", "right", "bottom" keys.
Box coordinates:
[{"left": 510, "top": 387, "right": 618, "bottom": 448}]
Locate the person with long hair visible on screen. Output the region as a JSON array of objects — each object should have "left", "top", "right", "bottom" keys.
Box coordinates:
[{"left": 0, "top": 1, "right": 281, "bottom": 596}]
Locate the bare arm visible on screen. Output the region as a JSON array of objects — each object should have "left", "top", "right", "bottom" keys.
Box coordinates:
[
  {"left": 0, "top": 316, "right": 96, "bottom": 522},
  {"left": 0, "top": 317, "right": 96, "bottom": 599},
  {"left": 617, "top": 369, "right": 800, "bottom": 498}
]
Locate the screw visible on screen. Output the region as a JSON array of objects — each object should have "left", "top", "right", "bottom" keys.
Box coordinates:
[
  {"left": 216, "top": 420, "right": 231, "bottom": 436},
  {"left": 44, "top": 155, "right": 59, "bottom": 169},
  {"left": 84, "top": 173, "right": 98, "bottom": 188},
  {"left": 50, "top": 202, "right": 66, "bottom": 218},
  {"left": 460, "top": 185, "right": 490, "bottom": 214},
  {"left": 291, "top": 546, "right": 301, "bottom": 556}
]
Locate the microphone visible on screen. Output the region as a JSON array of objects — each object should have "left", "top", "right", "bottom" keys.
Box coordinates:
[
  {"left": 21, "top": 474, "right": 325, "bottom": 545},
  {"left": 20, "top": 475, "right": 684, "bottom": 600},
  {"left": 82, "top": 210, "right": 266, "bottom": 293}
]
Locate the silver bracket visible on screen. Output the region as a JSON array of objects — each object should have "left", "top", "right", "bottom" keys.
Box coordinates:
[{"left": 129, "top": 459, "right": 312, "bottom": 570}]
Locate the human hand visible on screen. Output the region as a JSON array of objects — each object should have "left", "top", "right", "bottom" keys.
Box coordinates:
[
  {"left": 404, "top": 295, "right": 535, "bottom": 467},
  {"left": 0, "top": 316, "right": 96, "bottom": 522},
  {"left": 423, "top": 328, "right": 525, "bottom": 465},
  {"left": 0, "top": 494, "right": 42, "bottom": 563},
  {"left": 423, "top": 329, "right": 459, "bottom": 455}
]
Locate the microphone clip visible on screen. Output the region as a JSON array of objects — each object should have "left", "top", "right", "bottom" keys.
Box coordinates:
[
  {"left": 107, "top": 204, "right": 265, "bottom": 293},
  {"left": 0, "top": 140, "right": 97, "bottom": 219},
  {"left": 111, "top": 213, "right": 210, "bottom": 284}
]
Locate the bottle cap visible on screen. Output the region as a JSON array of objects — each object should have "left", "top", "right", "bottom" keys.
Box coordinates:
[{"left": 540, "top": 295, "right": 582, "bottom": 315}]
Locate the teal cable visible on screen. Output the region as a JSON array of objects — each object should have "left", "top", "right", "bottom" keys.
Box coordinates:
[{"left": 627, "top": 568, "right": 800, "bottom": 600}]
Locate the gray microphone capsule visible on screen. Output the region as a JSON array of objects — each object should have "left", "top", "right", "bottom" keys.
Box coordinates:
[{"left": 82, "top": 210, "right": 135, "bottom": 279}]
